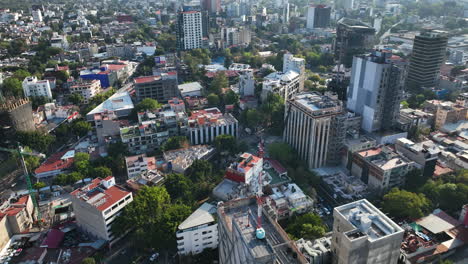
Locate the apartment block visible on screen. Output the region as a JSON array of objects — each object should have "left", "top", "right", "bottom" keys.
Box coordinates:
[
  {"left": 176, "top": 203, "right": 218, "bottom": 255},
  {"left": 331, "top": 199, "right": 404, "bottom": 264},
  {"left": 134, "top": 73, "right": 178, "bottom": 103},
  {"left": 0, "top": 195, "right": 34, "bottom": 250},
  {"left": 188, "top": 107, "right": 238, "bottom": 145},
  {"left": 284, "top": 92, "right": 346, "bottom": 169},
  {"left": 22, "top": 76, "right": 53, "bottom": 99},
  {"left": 351, "top": 146, "right": 414, "bottom": 192},
  {"left": 69, "top": 79, "right": 101, "bottom": 104},
  {"left": 306, "top": 5, "right": 331, "bottom": 29},
  {"left": 395, "top": 138, "right": 440, "bottom": 178},
  {"left": 71, "top": 177, "right": 133, "bottom": 244},
  {"left": 125, "top": 154, "right": 157, "bottom": 179},
  {"left": 176, "top": 8, "right": 204, "bottom": 50},
  {"left": 262, "top": 71, "right": 301, "bottom": 101}
]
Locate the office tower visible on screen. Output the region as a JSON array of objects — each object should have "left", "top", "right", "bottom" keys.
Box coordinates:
[
  {"left": 306, "top": 5, "right": 331, "bottom": 29},
  {"left": 0, "top": 97, "right": 35, "bottom": 132},
  {"left": 331, "top": 199, "right": 404, "bottom": 264},
  {"left": 134, "top": 73, "right": 178, "bottom": 103},
  {"left": 406, "top": 30, "right": 448, "bottom": 90},
  {"left": 201, "top": 0, "right": 220, "bottom": 14},
  {"left": 176, "top": 7, "right": 204, "bottom": 50},
  {"left": 334, "top": 18, "right": 375, "bottom": 67},
  {"left": 282, "top": 2, "right": 290, "bottom": 24},
  {"left": 217, "top": 198, "right": 307, "bottom": 264},
  {"left": 347, "top": 50, "right": 406, "bottom": 133},
  {"left": 283, "top": 92, "right": 346, "bottom": 169}
]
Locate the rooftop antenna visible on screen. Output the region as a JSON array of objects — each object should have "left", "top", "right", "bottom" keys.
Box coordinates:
[{"left": 256, "top": 139, "right": 266, "bottom": 240}]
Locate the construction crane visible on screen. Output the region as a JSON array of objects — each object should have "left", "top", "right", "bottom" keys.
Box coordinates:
[
  {"left": 256, "top": 140, "right": 266, "bottom": 240},
  {"left": 0, "top": 143, "right": 45, "bottom": 222}
]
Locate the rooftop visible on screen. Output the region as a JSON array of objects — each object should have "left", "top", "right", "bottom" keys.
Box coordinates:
[
  {"left": 71, "top": 177, "right": 131, "bottom": 212},
  {"left": 178, "top": 82, "right": 203, "bottom": 93},
  {"left": 86, "top": 91, "right": 134, "bottom": 117},
  {"left": 335, "top": 199, "right": 403, "bottom": 241},
  {"left": 188, "top": 107, "right": 237, "bottom": 127},
  {"left": 291, "top": 92, "right": 342, "bottom": 116},
  {"left": 35, "top": 150, "right": 75, "bottom": 175},
  {"left": 178, "top": 202, "right": 216, "bottom": 230}
]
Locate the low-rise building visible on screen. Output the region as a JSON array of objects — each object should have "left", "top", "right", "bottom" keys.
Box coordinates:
[
  {"left": 397, "top": 108, "right": 434, "bottom": 132},
  {"left": 176, "top": 203, "right": 218, "bottom": 255},
  {"left": 395, "top": 138, "right": 440, "bottom": 178},
  {"left": 71, "top": 176, "right": 133, "bottom": 245},
  {"left": 86, "top": 91, "right": 134, "bottom": 121},
  {"left": 163, "top": 145, "right": 215, "bottom": 174},
  {"left": 178, "top": 82, "right": 203, "bottom": 97},
  {"left": 188, "top": 107, "right": 238, "bottom": 145},
  {"left": 34, "top": 150, "right": 75, "bottom": 179},
  {"left": 125, "top": 154, "right": 157, "bottom": 179},
  {"left": 267, "top": 183, "right": 314, "bottom": 220},
  {"left": 296, "top": 235, "right": 332, "bottom": 264},
  {"left": 0, "top": 195, "right": 34, "bottom": 250},
  {"left": 69, "top": 79, "right": 101, "bottom": 104},
  {"left": 351, "top": 146, "right": 414, "bottom": 193},
  {"left": 22, "top": 76, "right": 53, "bottom": 99}
]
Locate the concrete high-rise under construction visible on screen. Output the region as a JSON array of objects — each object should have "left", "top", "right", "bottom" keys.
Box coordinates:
[
  {"left": 406, "top": 30, "right": 448, "bottom": 90},
  {"left": 0, "top": 97, "right": 35, "bottom": 132},
  {"left": 283, "top": 92, "right": 346, "bottom": 169},
  {"left": 217, "top": 198, "right": 308, "bottom": 264}
]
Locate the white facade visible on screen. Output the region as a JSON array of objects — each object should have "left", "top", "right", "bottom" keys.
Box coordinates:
[
  {"left": 70, "top": 79, "right": 101, "bottom": 104},
  {"left": 125, "top": 154, "right": 155, "bottom": 179},
  {"left": 22, "top": 76, "right": 52, "bottom": 99},
  {"left": 71, "top": 177, "right": 133, "bottom": 244},
  {"left": 306, "top": 6, "right": 316, "bottom": 29},
  {"left": 262, "top": 70, "right": 301, "bottom": 101},
  {"left": 238, "top": 70, "right": 255, "bottom": 96},
  {"left": 188, "top": 108, "right": 238, "bottom": 145},
  {"left": 176, "top": 203, "right": 218, "bottom": 255},
  {"left": 179, "top": 11, "right": 203, "bottom": 50},
  {"left": 32, "top": 10, "right": 43, "bottom": 22}
]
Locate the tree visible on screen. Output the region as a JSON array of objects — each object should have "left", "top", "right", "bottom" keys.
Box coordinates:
[
  {"left": 33, "top": 182, "right": 46, "bottom": 190},
  {"left": 12, "top": 69, "right": 31, "bottom": 81},
  {"left": 186, "top": 160, "right": 212, "bottom": 183},
  {"left": 245, "top": 109, "right": 262, "bottom": 129},
  {"left": 81, "top": 258, "right": 96, "bottom": 264},
  {"left": 404, "top": 169, "right": 426, "bottom": 191},
  {"left": 135, "top": 98, "right": 161, "bottom": 112},
  {"left": 267, "top": 142, "right": 296, "bottom": 165},
  {"left": 286, "top": 213, "right": 326, "bottom": 240},
  {"left": 74, "top": 152, "right": 90, "bottom": 163},
  {"left": 215, "top": 134, "right": 237, "bottom": 154},
  {"left": 382, "top": 188, "right": 430, "bottom": 219},
  {"left": 2, "top": 78, "right": 23, "bottom": 97},
  {"left": 164, "top": 173, "right": 194, "bottom": 203},
  {"left": 107, "top": 142, "right": 129, "bottom": 157},
  {"left": 71, "top": 120, "right": 92, "bottom": 137},
  {"left": 207, "top": 93, "right": 220, "bottom": 107},
  {"left": 223, "top": 90, "right": 239, "bottom": 105},
  {"left": 93, "top": 166, "right": 112, "bottom": 178},
  {"left": 162, "top": 136, "right": 188, "bottom": 151},
  {"left": 112, "top": 186, "right": 191, "bottom": 249},
  {"left": 210, "top": 72, "right": 228, "bottom": 94},
  {"left": 16, "top": 131, "right": 55, "bottom": 153},
  {"left": 68, "top": 93, "right": 84, "bottom": 105}
]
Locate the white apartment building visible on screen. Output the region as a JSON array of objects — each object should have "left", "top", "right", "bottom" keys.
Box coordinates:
[
  {"left": 238, "top": 69, "right": 255, "bottom": 96},
  {"left": 188, "top": 108, "right": 238, "bottom": 145},
  {"left": 283, "top": 53, "right": 305, "bottom": 91},
  {"left": 32, "top": 9, "right": 43, "bottom": 22},
  {"left": 262, "top": 70, "right": 301, "bottom": 101},
  {"left": 176, "top": 10, "right": 203, "bottom": 50},
  {"left": 69, "top": 79, "right": 101, "bottom": 104},
  {"left": 125, "top": 154, "right": 156, "bottom": 179},
  {"left": 22, "top": 76, "right": 53, "bottom": 99},
  {"left": 176, "top": 203, "right": 218, "bottom": 255},
  {"left": 284, "top": 92, "right": 346, "bottom": 169},
  {"left": 71, "top": 177, "right": 133, "bottom": 245}
]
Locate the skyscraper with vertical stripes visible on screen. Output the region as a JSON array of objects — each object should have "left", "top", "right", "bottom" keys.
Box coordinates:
[{"left": 283, "top": 92, "right": 346, "bottom": 169}]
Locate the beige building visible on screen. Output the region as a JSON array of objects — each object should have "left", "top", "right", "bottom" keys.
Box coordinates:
[
  {"left": 424, "top": 100, "right": 468, "bottom": 129},
  {"left": 331, "top": 199, "right": 404, "bottom": 264},
  {"left": 70, "top": 79, "right": 101, "bottom": 104},
  {"left": 0, "top": 195, "right": 34, "bottom": 250}
]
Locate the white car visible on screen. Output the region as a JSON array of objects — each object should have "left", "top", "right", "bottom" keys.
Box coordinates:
[{"left": 150, "top": 253, "right": 159, "bottom": 262}]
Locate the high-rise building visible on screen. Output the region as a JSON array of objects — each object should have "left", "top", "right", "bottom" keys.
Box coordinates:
[
  {"left": 201, "top": 0, "right": 220, "bottom": 14},
  {"left": 335, "top": 0, "right": 355, "bottom": 10},
  {"left": 134, "top": 73, "right": 178, "bottom": 103},
  {"left": 406, "top": 30, "right": 448, "bottom": 90},
  {"left": 347, "top": 50, "right": 406, "bottom": 133},
  {"left": 176, "top": 8, "right": 204, "bottom": 50},
  {"left": 283, "top": 92, "right": 346, "bottom": 169},
  {"left": 334, "top": 18, "right": 375, "bottom": 67},
  {"left": 217, "top": 198, "right": 308, "bottom": 264},
  {"left": 331, "top": 199, "right": 404, "bottom": 264},
  {"left": 283, "top": 53, "right": 306, "bottom": 91},
  {"left": 306, "top": 5, "right": 331, "bottom": 29}
]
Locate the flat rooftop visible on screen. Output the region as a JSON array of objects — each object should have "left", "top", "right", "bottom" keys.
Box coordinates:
[
  {"left": 335, "top": 199, "right": 403, "bottom": 241},
  {"left": 292, "top": 92, "right": 342, "bottom": 114}
]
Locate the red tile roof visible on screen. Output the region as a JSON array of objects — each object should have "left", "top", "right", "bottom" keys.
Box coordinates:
[
  {"left": 35, "top": 151, "right": 74, "bottom": 175},
  {"left": 106, "top": 64, "right": 126, "bottom": 71},
  {"left": 134, "top": 75, "right": 161, "bottom": 84}
]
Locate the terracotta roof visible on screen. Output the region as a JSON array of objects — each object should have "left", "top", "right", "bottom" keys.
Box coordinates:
[
  {"left": 106, "top": 64, "right": 126, "bottom": 71},
  {"left": 205, "top": 70, "right": 239, "bottom": 78},
  {"left": 134, "top": 75, "right": 161, "bottom": 84},
  {"left": 35, "top": 151, "right": 74, "bottom": 175},
  {"left": 358, "top": 147, "right": 382, "bottom": 157}
]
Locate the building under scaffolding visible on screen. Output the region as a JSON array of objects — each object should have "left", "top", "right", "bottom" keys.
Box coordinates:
[
  {"left": 0, "top": 97, "right": 35, "bottom": 132},
  {"left": 217, "top": 198, "right": 308, "bottom": 264}
]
